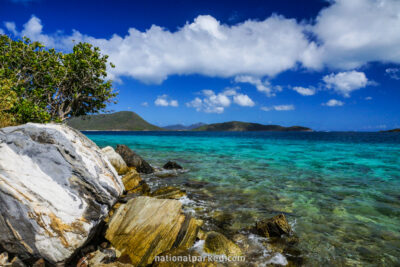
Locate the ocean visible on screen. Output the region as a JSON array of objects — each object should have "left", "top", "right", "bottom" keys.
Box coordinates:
[{"left": 84, "top": 131, "right": 400, "bottom": 266}]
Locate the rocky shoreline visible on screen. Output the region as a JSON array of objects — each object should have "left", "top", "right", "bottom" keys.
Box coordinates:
[{"left": 0, "top": 123, "right": 302, "bottom": 266}]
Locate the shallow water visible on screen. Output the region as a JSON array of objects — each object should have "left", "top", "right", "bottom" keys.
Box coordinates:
[{"left": 85, "top": 131, "right": 400, "bottom": 266}]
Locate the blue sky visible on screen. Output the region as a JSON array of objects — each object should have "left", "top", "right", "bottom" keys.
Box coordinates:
[{"left": 1, "top": 0, "right": 400, "bottom": 131}]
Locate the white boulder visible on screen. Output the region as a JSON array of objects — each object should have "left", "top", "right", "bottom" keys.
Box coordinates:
[{"left": 0, "top": 123, "right": 124, "bottom": 264}]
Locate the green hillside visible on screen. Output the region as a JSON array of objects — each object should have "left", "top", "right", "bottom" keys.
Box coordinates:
[
  {"left": 192, "top": 121, "right": 312, "bottom": 132},
  {"left": 67, "top": 111, "right": 162, "bottom": 131}
]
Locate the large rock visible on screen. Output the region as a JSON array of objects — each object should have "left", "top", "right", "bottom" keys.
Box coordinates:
[
  {"left": 203, "top": 232, "right": 242, "bottom": 256},
  {"left": 105, "top": 196, "right": 199, "bottom": 266},
  {"left": 255, "top": 214, "right": 292, "bottom": 238},
  {"left": 115, "top": 145, "right": 154, "bottom": 174},
  {"left": 0, "top": 123, "right": 124, "bottom": 264},
  {"left": 101, "top": 146, "right": 129, "bottom": 175}
]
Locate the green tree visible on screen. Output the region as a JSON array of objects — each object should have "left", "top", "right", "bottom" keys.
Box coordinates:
[{"left": 0, "top": 35, "right": 117, "bottom": 124}]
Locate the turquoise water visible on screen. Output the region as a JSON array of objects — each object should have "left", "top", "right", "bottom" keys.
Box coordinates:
[{"left": 85, "top": 131, "right": 400, "bottom": 266}]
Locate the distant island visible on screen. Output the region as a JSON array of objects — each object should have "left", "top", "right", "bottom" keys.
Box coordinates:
[
  {"left": 67, "top": 111, "right": 312, "bottom": 132},
  {"left": 382, "top": 128, "right": 400, "bottom": 132},
  {"left": 163, "top": 123, "right": 206, "bottom": 130},
  {"left": 192, "top": 121, "right": 312, "bottom": 132},
  {"left": 67, "top": 111, "right": 162, "bottom": 131}
]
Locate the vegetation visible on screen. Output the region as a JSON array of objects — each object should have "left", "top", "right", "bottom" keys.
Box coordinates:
[
  {"left": 0, "top": 35, "right": 117, "bottom": 127},
  {"left": 192, "top": 121, "right": 312, "bottom": 131},
  {"left": 67, "top": 111, "right": 163, "bottom": 131}
]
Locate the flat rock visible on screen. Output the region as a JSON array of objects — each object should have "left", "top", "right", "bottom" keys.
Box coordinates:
[
  {"left": 101, "top": 146, "right": 129, "bottom": 175},
  {"left": 255, "top": 214, "right": 292, "bottom": 238},
  {"left": 105, "top": 196, "right": 199, "bottom": 266},
  {"left": 115, "top": 145, "right": 154, "bottom": 174},
  {"left": 203, "top": 232, "right": 242, "bottom": 257},
  {"left": 0, "top": 123, "right": 124, "bottom": 264}
]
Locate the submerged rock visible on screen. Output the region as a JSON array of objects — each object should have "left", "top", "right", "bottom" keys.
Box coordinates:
[
  {"left": 115, "top": 144, "right": 154, "bottom": 174},
  {"left": 0, "top": 123, "right": 124, "bottom": 264},
  {"left": 255, "top": 214, "right": 292, "bottom": 238},
  {"left": 163, "top": 161, "right": 183, "bottom": 170},
  {"left": 151, "top": 186, "right": 187, "bottom": 200},
  {"left": 101, "top": 146, "right": 129, "bottom": 175},
  {"left": 203, "top": 231, "right": 242, "bottom": 256},
  {"left": 105, "top": 196, "right": 199, "bottom": 266}
]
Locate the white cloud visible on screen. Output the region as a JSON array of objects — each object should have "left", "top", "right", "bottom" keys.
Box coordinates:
[
  {"left": 261, "top": 104, "right": 294, "bottom": 111},
  {"left": 186, "top": 87, "right": 254, "bottom": 113},
  {"left": 233, "top": 93, "right": 255, "bottom": 107},
  {"left": 0, "top": 28, "right": 4, "bottom": 34},
  {"left": 365, "top": 96, "right": 372, "bottom": 100},
  {"left": 323, "top": 71, "right": 368, "bottom": 97},
  {"left": 322, "top": 99, "right": 344, "bottom": 107},
  {"left": 292, "top": 86, "right": 316, "bottom": 96},
  {"left": 141, "top": 102, "right": 149, "bottom": 107},
  {"left": 4, "top": 22, "right": 17, "bottom": 35},
  {"left": 311, "top": 0, "right": 400, "bottom": 69},
  {"left": 154, "top": 94, "right": 178, "bottom": 107},
  {"left": 3, "top": 15, "right": 310, "bottom": 83},
  {"left": 386, "top": 68, "right": 400, "bottom": 80},
  {"left": 234, "top": 75, "right": 282, "bottom": 97}
]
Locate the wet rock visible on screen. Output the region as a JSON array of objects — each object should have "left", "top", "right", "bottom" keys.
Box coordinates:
[
  {"left": 153, "top": 248, "right": 216, "bottom": 267},
  {"left": 203, "top": 231, "right": 242, "bottom": 256},
  {"left": 151, "top": 186, "right": 186, "bottom": 200},
  {"left": 154, "top": 170, "right": 179, "bottom": 178},
  {"left": 115, "top": 145, "right": 154, "bottom": 174},
  {"left": 255, "top": 214, "right": 292, "bottom": 238},
  {"left": 163, "top": 161, "right": 183, "bottom": 170},
  {"left": 184, "top": 180, "right": 208, "bottom": 189},
  {"left": 105, "top": 196, "right": 199, "bottom": 266},
  {"left": 0, "top": 123, "right": 124, "bottom": 264},
  {"left": 101, "top": 146, "right": 129, "bottom": 175}
]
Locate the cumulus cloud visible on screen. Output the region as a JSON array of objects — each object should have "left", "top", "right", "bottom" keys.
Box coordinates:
[
  {"left": 154, "top": 95, "right": 178, "bottom": 107},
  {"left": 323, "top": 71, "right": 368, "bottom": 97},
  {"left": 322, "top": 99, "right": 344, "bottom": 107},
  {"left": 4, "top": 22, "right": 17, "bottom": 35},
  {"left": 4, "top": 0, "right": 400, "bottom": 85},
  {"left": 261, "top": 105, "right": 295, "bottom": 111},
  {"left": 233, "top": 94, "right": 255, "bottom": 107},
  {"left": 386, "top": 68, "right": 400, "bottom": 80},
  {"left": 292, "top": 86, "right": 316, "bottom": 96},
  {"left": 312, "top": 0, "right": 400, "bottom": 69},
  {"left": 234, "top": 75, "right": 282, "bottom": 97},
  {"left": 186, "top": 87, "right": 254, "bottom": 113}
]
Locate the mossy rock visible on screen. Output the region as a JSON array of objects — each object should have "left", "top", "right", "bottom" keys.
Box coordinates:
[
  {"left": 255, "top": 214, "right": 291, "bottom": 238},
  {"left": 203, "top": 231, "right": 242, "bottom": 256}
]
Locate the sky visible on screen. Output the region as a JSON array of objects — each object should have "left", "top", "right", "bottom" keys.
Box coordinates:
[{"left": 1, "top": 0, "right": 400, "bottom": 131}]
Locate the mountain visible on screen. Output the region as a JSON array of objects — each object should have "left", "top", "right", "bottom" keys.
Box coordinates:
[
  {"left": 191, "top": 121, "right": 312, "bottom": 132},
  {"left": 163, "top": 123, "right": 207, "bottom": 131},
  {"left": 382, "top": 128, "right": 400, "bottom": 132},
  {"left": 67, "top": 111, "right": 163, "bottom": 131}
]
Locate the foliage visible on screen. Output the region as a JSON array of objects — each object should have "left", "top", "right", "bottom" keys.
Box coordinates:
[
  {"left": 0, "top": 35, "right": 117, "bottom": 125},
  {"left": 0, "top": 78, "right": 18, "bottom": 127}
]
